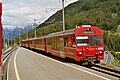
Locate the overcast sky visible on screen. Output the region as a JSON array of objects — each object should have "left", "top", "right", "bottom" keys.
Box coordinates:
[{"left": 2, "top": 0, "right": 78, "bottom": 29}]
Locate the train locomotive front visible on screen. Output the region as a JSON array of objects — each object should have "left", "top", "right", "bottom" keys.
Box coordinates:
[{"left": 74, "top": 25, "right": 104, "bottom": 64}]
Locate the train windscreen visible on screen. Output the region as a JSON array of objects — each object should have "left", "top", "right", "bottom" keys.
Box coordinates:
[
  {"left": 90, "top": 36, "right": 102, "bottom": 46},
  {"left": 76, "top": 36, "right": 89, "bottom": 46}
]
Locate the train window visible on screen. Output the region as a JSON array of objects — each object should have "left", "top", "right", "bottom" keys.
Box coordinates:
[
  {"left": 42, "top": 39, "right": 44, "bottom": 44},
  {"left": 47, "top": 38, "right": 51, "bottom": 45},
  {"left": 32, "top": 40, "right": 34, "bottom": 45},
  {"left": 52, "top": 38, "right": 55, "bottom": 49},
  {"left": 57, "top": 38, "right": 59, "bottom": 50},
  {"left": 55, "top": 38, "right": 57, "bottom": 50},
  {"left": 50, "top": 38, "right": 51, "bottom": 45},
  {"left": 90, "top": 36, "right": 102, "bottom": 46},
  {"left": 64, "top": 37, "right": 68, "bottom": 47},
  {"left": 59, "top": 38, "right": 64, "bottom": 51},
  {"left": 37, "top": 40, "right": 39, "bottom": 44},
  {"left": 82, "top": 31, "right": 95, "bottom": 34},
  {"left": 76, "top": 36, "right": 89, "bottom": 46},
  {"left": 40, "top": 39, "right": 42, "bottom": 44},
  {"left": 52, "top": 37, "right": 57, "bottom": 50},
  {"left": 36, "top": 40, "right": 39, "bottom": 44}
]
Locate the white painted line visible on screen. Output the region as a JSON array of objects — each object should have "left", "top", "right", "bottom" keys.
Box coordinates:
[
  {"left": 14, "top": 48, "right": 21, "bottom": 80},
  {"left": 29, "top": 50, "right": 111, "bottom": 80},
  {"left": 7, "top": 51, "right": 13, "bottom": 80}
]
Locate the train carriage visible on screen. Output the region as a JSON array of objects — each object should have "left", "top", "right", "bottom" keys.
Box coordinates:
[
  {"left": 21, "top": 25, "right": 104, "bottom": 64},
  {"left": 29, "top": 38, "right": 36, "bottom": 49},
  {"left": 33, "top": 37, "right": 46, "bottom": 51},
  {"left": 46, "top": 29, "right": 76, "bottom": 58},
  {"left": 21, "top": 39, "right": 30, "bottom": 48}
]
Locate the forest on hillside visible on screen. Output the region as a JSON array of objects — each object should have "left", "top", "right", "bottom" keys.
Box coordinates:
[{"left": 18, "top": 0, "right": 120, "bottom": 52}]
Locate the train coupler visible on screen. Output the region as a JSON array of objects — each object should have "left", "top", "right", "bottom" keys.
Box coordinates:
[{"left": 88, "top": 57, "right": 95, "bottom": 65}]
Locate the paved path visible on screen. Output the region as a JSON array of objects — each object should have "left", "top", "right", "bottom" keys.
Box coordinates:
[{"left": 7, "top": 47, "right": 119, "bottom": 80}]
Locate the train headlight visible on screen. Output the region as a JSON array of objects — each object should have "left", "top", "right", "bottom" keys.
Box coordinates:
[
  {"left": 79, "top": 52, "right": 82, "bottom": 55},
  {"left": 86, "top": 28, "right": 91, "bottom": 31},
  {"left": 99, "top": 51, "right": 102, "bottom": 54}
]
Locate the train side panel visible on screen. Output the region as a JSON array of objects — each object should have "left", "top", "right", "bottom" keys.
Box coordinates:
[
  {"left": 34, "top": 38, "right": 46, "bottom": 51},
  {"left": 64, "top": 34, "right": 76, "bottom": 59},
  {"left": 46, "top": 34, "right": 76, "bottom": 59}
]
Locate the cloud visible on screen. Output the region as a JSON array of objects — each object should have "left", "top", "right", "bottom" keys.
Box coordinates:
[{"left": 2, "top": 0, "right": 78, "bottom": 28}]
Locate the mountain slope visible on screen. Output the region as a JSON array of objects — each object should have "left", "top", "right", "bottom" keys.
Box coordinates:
[
  {"left": 3, "top": 23, "right": 38, "bottom": 40},
  {"left": 38, "top": 0, "right": 120, "bottom": 31},
  {"left": 19, "top": 0, "right": 120, "bottom": 52}
]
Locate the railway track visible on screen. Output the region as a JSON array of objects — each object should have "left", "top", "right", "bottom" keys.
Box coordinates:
[
  {"left": 3, "top": 47, "right": 14, "bottom": 55},
  {"left": 2, "top": 46, "right": 17, "bottom": 80},
  {"left": 2, "top": 46, "right": 17, "bottom": 64},
  {"left": 89, "top": 64, "right": 120, "bottom": 78}
]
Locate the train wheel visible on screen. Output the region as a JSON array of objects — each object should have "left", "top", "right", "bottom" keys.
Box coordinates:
[
  {"left": 65, "top": 57, "right": 70, "bottom": 62},
  {"left": 65, "top": 58, "right": 76, "bottom": 63},
  {"left": 76, "top": 61, "right": 83, "bottom": 65},
  {"left": 95, "top": 60, "right": 100, "bottom": 63}
]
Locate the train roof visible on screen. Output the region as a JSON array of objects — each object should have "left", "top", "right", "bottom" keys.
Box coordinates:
[
  {"left": 47, "top": 28, "right": 76, "bottom": 38},
  {"left": 22, "top": 25, "right": 102, "bottom": 41},
  {"left": 22, "top": 29, "right": 76, "bottom": 41},
  {"left": 22, "top": 36, "right": 46, "bottom": 41}
]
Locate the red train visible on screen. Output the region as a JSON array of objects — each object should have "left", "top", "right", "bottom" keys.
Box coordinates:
[{"left": 21, "top": 25, "right": 104, "bottom": 64}]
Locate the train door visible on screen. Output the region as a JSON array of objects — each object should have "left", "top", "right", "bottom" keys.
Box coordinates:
[
  {"left": 34, "top": 40, "right": 36, "bottom": 49},
  {"left": 44, "top": 38, "right": 47, "bottom": 51},
  {"left": 59, "top": 37, "right": 64, "bottom": 58}
]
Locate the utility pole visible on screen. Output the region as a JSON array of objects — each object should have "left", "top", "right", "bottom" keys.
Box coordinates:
[
  {"left": 34, "top": 19, "right": 37, "bottom": 38},
  {"left": 10, "top": 30, "right": 12, "bottom": 46},
  {"left": 19, "top": 27, "right": 21, "bottom": 45},
  {"left": 27, "top": 31, "right": 28, "bottom": 39},
  {"left": 5, "top": 39, "right": 7, "bottom": 48},
  {"left": 26, "top": 24, "right": 29, "bottom": 39},
  {"left": 62, "top": 0, "right": 65, "bottom": 31},
  {"left": 8, "top": 34, "right": 9, "bottom": 47}
]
